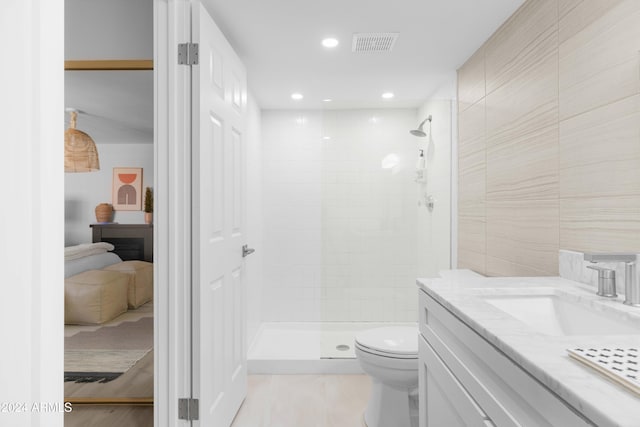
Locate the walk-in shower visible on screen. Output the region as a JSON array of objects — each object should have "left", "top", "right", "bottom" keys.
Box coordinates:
[{"left": 249, "top": 104, "right": 452, "bottom": 373}]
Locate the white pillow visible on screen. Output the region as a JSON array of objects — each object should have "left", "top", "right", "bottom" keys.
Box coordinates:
[
  {"left": 64, "top": 252, "right": 122, "bottom": 278},
  {"left": 64, "top": 242, "right": 115, "bottom": 261}
]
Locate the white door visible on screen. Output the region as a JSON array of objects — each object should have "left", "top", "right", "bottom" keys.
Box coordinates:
[{"left": 191, "top": 2, "right": 248, "bottom": 426}]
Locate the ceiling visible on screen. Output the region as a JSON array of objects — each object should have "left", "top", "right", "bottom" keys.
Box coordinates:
[
  {"left": 64, "top": 0, "right": 524, "bottom": 144},
  {"left": 203, "top": 0, "right": 525, "bottom": 109}
]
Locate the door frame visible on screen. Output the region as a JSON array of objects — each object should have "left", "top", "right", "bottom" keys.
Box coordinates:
[
  {"left": 155, "top": 2, "right": 249, "bottom": 424},
  {"left": 154, "top": 0, "right": 193, "bottom": 425},
  {"left": 0, "top": 1, "right": 64, "bottom": 426},
  {"left": 0, "top": 1, "right": 192, "bottom": 426}
]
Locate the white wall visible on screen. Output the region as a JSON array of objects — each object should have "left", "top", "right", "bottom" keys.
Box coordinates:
[
  {"left": 245, "top": 92, "right": 263, "bottom": 346},
  {"left": 65, "top": 143, "right": 154, "bottom": 245},
  {"left": 261, "top": 109, "right": 422, "bottom": 322},
  {"left": 261, "top": 111, "right": 324, "bottom": 321},
  {"left": 321, "top": 109, "right": 420, "bottom": 322}
]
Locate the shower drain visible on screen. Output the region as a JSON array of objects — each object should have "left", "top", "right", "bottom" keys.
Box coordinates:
[{"left": 336, "top": 344, "right": 350, "bottom": 351}]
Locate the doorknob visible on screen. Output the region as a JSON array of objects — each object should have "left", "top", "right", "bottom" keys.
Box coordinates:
[{"left": 242, "top": 244, "right": 255, "bottom": 257}]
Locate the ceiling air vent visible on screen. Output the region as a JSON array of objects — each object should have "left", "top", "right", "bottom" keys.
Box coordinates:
[{"left": 351, "top": 32, "right": 399, "bottom": 53}]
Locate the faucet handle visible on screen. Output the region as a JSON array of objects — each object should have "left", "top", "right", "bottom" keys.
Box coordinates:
[{"left": 587, "top": 265, "right": 617, "bottom": 297}]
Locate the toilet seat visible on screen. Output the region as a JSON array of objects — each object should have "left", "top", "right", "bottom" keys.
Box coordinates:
[
  {"left": 355, "top": 326, "right": 418, "bottom": 359},
  {"left": 355, "top": 342, "right": 417, "bottom": 359}
]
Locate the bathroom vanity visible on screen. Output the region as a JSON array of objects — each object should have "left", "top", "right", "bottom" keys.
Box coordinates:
[{"left": 417, "top": 271, "right": 640, "bottom": 427}]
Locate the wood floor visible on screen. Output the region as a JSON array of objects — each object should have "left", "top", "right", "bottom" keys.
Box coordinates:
[
  {"left": 64, "top": 351, "right": 153, "bottom": 426},
  {"left": 65, "top": 302, "right": 369, "bottom": 427},
  {"left": 231, "top": 375, "right": 371, "bottom": 427},
  {"left": 66, "top": 374, "right": 370, "bottom": 427},
  {"left": 65, "top": 405, "right": 153, "bottom": 427}
]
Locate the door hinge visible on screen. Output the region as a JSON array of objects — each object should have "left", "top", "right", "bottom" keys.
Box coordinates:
[
  {"left": 178, "top": 43, "right": 199, "bottom": 65},
  {"left": 178, "top": 398, "right": 199, "bottom": 421}
]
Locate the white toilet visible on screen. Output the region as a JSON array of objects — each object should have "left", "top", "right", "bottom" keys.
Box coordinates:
[{"left": 355, "top": 326, "right": 419, "bottom": 427}]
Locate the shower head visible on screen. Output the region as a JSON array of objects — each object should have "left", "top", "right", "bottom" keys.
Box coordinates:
[
  {"left": 410, "top": 128, "right": 427, "bottom": 137},
  {"left": 410, "top": 115, "right": 432, "bottom": 137}
]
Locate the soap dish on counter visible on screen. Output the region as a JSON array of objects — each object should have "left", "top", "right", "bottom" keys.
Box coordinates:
[{"left": 568, "top": 347, "right": 640, "bottom": 396}]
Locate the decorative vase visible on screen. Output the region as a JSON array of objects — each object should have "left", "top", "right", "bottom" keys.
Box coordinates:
[
  {"left": 144, "top": 212, "right": 153, "bottom": 224},
  {"left": 95, "top": 203, "right": 113, "bottom": 223}
]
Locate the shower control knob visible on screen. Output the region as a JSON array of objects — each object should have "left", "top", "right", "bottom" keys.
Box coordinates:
[{"left": 426, "top": 195, "right": 435, "bottom": 212}]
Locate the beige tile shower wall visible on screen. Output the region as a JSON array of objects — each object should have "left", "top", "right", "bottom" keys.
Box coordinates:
[{"left": 457, "top": 0, "right": 640, "bottom": 276}]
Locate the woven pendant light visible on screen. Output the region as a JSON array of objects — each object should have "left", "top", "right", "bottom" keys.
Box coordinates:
[{"left": 64, "top": 110, "right": 100, "bottom": 172}]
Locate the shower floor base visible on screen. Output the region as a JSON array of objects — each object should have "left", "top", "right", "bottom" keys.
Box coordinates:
[{"left": 248, "top": 322, "right": 416, "bottom": 374}]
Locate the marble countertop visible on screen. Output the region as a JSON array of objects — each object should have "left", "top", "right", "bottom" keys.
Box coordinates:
[{"left": 417, "top": 270, "right": 640, "bottom": 427}]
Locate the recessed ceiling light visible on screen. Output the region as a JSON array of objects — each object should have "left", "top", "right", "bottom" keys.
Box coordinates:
[
  {"left": 381, "top": 92, "right": 394, "bottom": 99},
  {"left": 321, "top": 38, "right": 339, "bottom": 48},
  {"left": 322, "top": 136, "right": 331, "bottom": 140},
  {"left": 323, "top": 98, "right": 332, "bottom": 102},
  {"left": 291, "top": 93, "right": 303, "bottom": 100}
]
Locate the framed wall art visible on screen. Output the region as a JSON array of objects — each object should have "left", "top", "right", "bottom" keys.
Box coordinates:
[{"left": 112, "top": 167, "right": 143, "bottom": 211}]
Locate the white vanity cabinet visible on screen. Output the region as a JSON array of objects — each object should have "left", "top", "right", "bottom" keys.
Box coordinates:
[
  {"left": 419, "top": 335, "right": 495, "bottom": 426},
  {"left": 418, "top": 289, "right": 592, "bottom": 427}
]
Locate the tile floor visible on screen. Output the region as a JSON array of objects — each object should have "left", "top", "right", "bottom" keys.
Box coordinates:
[{"left": 231, "top": 375, "right": 371, "bottom": 427}]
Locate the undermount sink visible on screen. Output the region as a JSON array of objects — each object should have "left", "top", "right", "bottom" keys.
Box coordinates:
[{"left": 481, "top": 291, "right": 640, "bottom": 336}]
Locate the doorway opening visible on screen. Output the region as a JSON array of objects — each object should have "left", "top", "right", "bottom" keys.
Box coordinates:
[{"left": 63, "top": 0, "right": 155, "bottom": 425}]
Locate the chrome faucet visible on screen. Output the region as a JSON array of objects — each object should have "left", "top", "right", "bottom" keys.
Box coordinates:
[
  {"left": 586, "top": 264, "right": 617, "bottom": 297},
  {"left": 584, "top": 253, "right": 639, "bottom": 307}
]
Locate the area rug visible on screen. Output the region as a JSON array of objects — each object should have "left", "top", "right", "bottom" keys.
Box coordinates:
[{"left": 65, "top": 317, "right": 153, "bottom": 383}]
